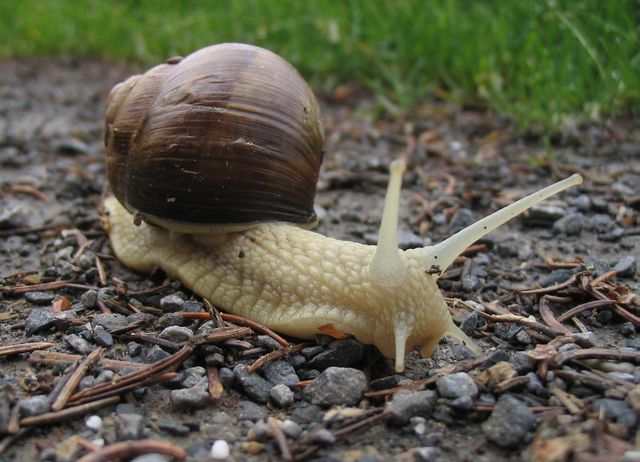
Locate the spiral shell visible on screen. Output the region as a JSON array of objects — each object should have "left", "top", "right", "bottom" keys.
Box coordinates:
[{"left": 105, "top": 43, "right": 324, "bottom": 232}]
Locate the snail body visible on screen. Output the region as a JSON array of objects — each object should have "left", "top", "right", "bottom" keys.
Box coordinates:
[{"left": 104, "top": 43, "right": 582, "bottom": 372}]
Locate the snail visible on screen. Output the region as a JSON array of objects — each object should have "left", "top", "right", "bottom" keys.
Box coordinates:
[{"left": 103, "top": 43, "right": 583, "bottom": 372}]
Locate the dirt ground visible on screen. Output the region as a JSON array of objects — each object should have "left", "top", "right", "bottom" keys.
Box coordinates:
[{"left": 0, "top": 58, "right": 638, "bottom": 462}]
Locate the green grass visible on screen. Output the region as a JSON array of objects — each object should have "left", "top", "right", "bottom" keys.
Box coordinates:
[{"left": 1, "top": 0, "right": 638, "bottom": 131}]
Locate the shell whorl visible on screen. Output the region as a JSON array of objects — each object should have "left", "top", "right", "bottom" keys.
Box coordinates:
[{"left": 105, "top": 43, "right": 324, "bottom": 231}]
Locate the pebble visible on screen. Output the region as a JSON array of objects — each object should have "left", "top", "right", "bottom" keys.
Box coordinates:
[
  {"left": 460, "top": 313, "right": 479, "bottom": 336},
  {"left": 573, "top": 331, "right": 597, "bottom": 348},
  {"left": 181, "top": 300, "right": 203, "bottom": 312},
  {"left": 526, "top": 204, "right": 567, "bottom": 223},
  {"left": 526, "top": 372, "right": 549, "bottom": 397},
  {"left": 156, "top": 312, "right": 184, "bottom": 329},
  {"left": 436, "top": 372, "right": 478, "bottom": 399},
  {"left": 93, "top": 327, "right": 113, "bottom": 347},
  {"left": 384, "top": 389, "right": 437, "bottom": 426},
  {"left": 270, "top": 383, "right": 294, "bottom": 408},
  {"left": 482, "top": 394, "right": 536, "bottom": 448},
  {"left": 115, "top": 403, "right": 138, "bottom": 415},
  {"left": 181, "top": 367, "right": 207, "bottom": 389},
  {"left": 0, "top": 390, "right": 11, "bottom": 432},
  {"left": 607, "top": 372, "right": 636, "bottom": 383},
  {"left": 205, "top": 352, "right": 225, "bottom": 367},
  {"left": 79, "top": 376, "right": 96, "bottom": 389},
  {"left": 159, "top": 294, "right": 185, "bottom": 312},
  {"left": 290, "top": 403, "right": 324, "bottom": 423},
  {"left": 24, "top": 309, "right": 56, "bottom": 335},
  {"left": 553, "top": 213, "right": 585, "bottom": 235},
  {"left": 127, "top": 341, "right": 143, "bottom": 357},
  {"left": 308, "top": 428, "right": 336, "bottom": 445},
  {"left": 262, "top": 360, "right": 299, "bottom": 387},
  {"left": 451, "top": 395, "right": 474, "bottom": 410},
  {"left": 25, "top": 291, "right": 55, "bottom": 305},
  {"left": 80, "top": 289, "right": 98, "bottom": 309},
  {"left": 19, "top": 395, "right": 50, "bottom": 417},
  {"left": 64, "top": 333, "right": 94, "bottom": 354},
  {"left": 235, "top": 400, "right": 268, "bottom": 422},
  {"left": 93, "top": 313, "right": 128, "bottom": 331},
  {"left": 156, "top": 419, "right": 190, "bottom": 435},
  {"left": 97, "top": 287, "right": 117, "bottom": 302},
  {"left": 303, "top": 367, "right": 366, "bottom": 407},
  {"left": 574, "top": 195, "right": 591, "bottom": 212},
  {"left": 116, "top": 413, "right": 145, "bottom": 439},
  {"left": 414, "top": 447, "right": 438, "bottom": 462},
  {"left": 613, "top": 256, "right": 637, "bottom": 277},
  {"left": 170, "top": 386, "right": 211, "bottom": 408},
  {"left": 147, "top": 345, "right": 171, "bottom": 363},
  {"left": 301, "top": 345, "right": 325, "bottom": 358},
  {"left": 304, "top": 339, "right": 366, "bottom": 369},
  {"left": 85, "top": 415, "right": 102, "bottom": 431},
  {"left": 450, "top": 208, "right": 475, "bottom": 232},
  {"left": 281, "top": 419, "right": 302, "bottom": 439},
  {"left": 593, "top": 398, "right": 637, "bottom": 430},
  {"left": 210, "top": 440, "right": 230, "bottom": 460},
  {"left": 538, "top": 269, "right": 574, "bottom": 287},
  {"left": 96, "top": 370, "right": 115, "bottom": 383},
  {"left": 588, "top": 214, "right": 616, "bottom": 233},
  {"left": 219, "top": 367, "right": 235, "bottom": 387},
  {"left": 234, "top": 364, "right": 273, "bottom": 403},
  {"left": 159, "top": 325, "right": 193, "bottom": 343},
  {"left": 130, "top": 455, "right": 171, "bottom": 462},
  {"left": 620, "top": 322, "right": 636, "bottom": 337}
]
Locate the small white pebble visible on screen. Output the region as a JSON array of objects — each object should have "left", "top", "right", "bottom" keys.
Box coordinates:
[
  {"left": 91, "top": 438, "right": 105, "bottom": 448},
  {"left": 210, "top": 440, "right": 230, "bottom": 460},
  {"left": 85, "top": 415, "right": 102, "bottom": 431}
]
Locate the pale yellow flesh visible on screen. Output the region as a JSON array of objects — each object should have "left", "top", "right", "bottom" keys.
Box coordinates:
[{"left": 104, "top": 195, "right": 464, "bottom": 372}]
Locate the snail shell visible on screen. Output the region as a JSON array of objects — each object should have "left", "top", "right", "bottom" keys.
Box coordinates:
[{"left": 105, "top": 43, "right": 324, "bottom": 232}]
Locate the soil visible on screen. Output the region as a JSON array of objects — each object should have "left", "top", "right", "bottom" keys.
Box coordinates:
[{"left": 0, "top": 58, "right": 638, "bottom": 462}]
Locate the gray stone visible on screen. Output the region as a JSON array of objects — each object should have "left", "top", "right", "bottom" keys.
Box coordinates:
[
  {"left": 303, "top": 367, "right": 366, "bottom": 407},
  {"left": 96, "top": 370, "right": 115, "bottom": 383},
  {"left": 262, "top": 360, "right": 299, "bottom": 387},
  {"left": 93, "top": 327, "right": 113, "bottom": 347},
  {"left": 305, "top": 339, "right": 365, "bottom": 369},
  {"left": 159, "top": 325, "right": 193, "bottom": 343},
  {"left": 157, "top": 419, "right": 190, "bottom": 435},
  {"left": 127, "top": 341, "right": 143, "bottom": 357},
  {"left": 93, "top": 313, "right": 128, "bottom": 331},
  {"left": 116, "top": 403, "right": 138, "bottom": 415},
  {"left": 436, "top": 372, "right": 478, "bottom": 399},
  {"left": 80, "top": 289, "right": 98, "bottom": 309},
  {"left": 574, "top": 195, "right": 591, "bottom": 212},
  {"left": 234, "top": 364, "right": 273, "bottom": 403},
  {"left": 593, "top": 399, "right": 637, "bottom": 430},
  {"left": 19, "top": 394, "right": 50, "bottom": 417},
  {"left": 588, "top": 214, "right": 615, "bottom": 233},
  {"left": 97, "top": 287, "right": 116, "bottom": 302},
  {"left": 156, "top": 312, "right": 184, "bottom": 329},
  {"left": 64, "top": 333, "right": 94, "bottom": 354},
  {"left": 526, "top": 204, "right": 567, "bottom": 223},
  {"left": 116, "top": 413, "right": 145, "bottom": 440},
  {"left": 482, "top": 394, "right": 536, "bottom": 448},
  {"left": 301, "top": 345, "right": 325, "bottom": 358},
  {"left": 25, "top": 309, "right": 56, "bottom": 335},
  {"left": 181, "top": 300, "right": 203, "bottom": 312},
  {"left": 235, "top": 400, "right": 268, "bottom": 422},
  {"left": 620, "top": 322, "right": 636, "bottom": 337},
  {"left": 526, "top": 372, "right": 549, "bottom": 397},
  {"left": 205, "top": 353, "right": 225, "bottom": 367},
  {"left": 160, "top": 294, "right": 184, "bottom": 312},
  {"left": 309, "top": 428, "right": 336, "bottom": 445},
  {"left": 25, "top": 291, "right": 55, "bottom": 305},
  {"left": 451, "top": 395, "right": 474, "bottom": 410},
  {"left": 384, "top": 390, "right": 437, "bottom": 426},
  {"left": 450, "top": 208, "right": 475, "bottom": 232},
  {"left": 219, "top": 367, "right": 234, "bottom": 387},
  {"left": 253, "top": 335, "right": 283, "bottom": 351},
  {"left": 281, "top": 419, "right": 302, "bottom": 439},
  {"left": 553, "top": 213, "right": 585, "bottom": 236},
  {"left": 170, "top": 386, "right": 211, "bottom": 408},
  {"left": 538, "top": 269, "right": 574, "bottom": 288},
  {"left": 573, "top": 331, "right": 597, "bottom": 348},
  {"left": 0, "top": 390, "right": 12, "bottom": 432},
  {"left": 147, "top": 345, "right": 171, "bottom": 363},
  {"left": 290, "top": 403, "right": 323, "bottom": 423},
  {"left": 181, "top": 366, "right": 207, "bottom": 389},
  {"left": 270, "top": 383, "right": 294, "bottom": 408},
  {"left": 613, "top": 256, "right": 636, "bottom": 278}
]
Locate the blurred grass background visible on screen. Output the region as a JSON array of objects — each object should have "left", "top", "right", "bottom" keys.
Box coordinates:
[{"left": 1, "top": 0, "right": 638, "bottom": 131}]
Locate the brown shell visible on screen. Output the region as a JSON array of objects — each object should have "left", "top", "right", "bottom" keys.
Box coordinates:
[{"left": 105, "top": 43, "right": 324, "bottom": 230}]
